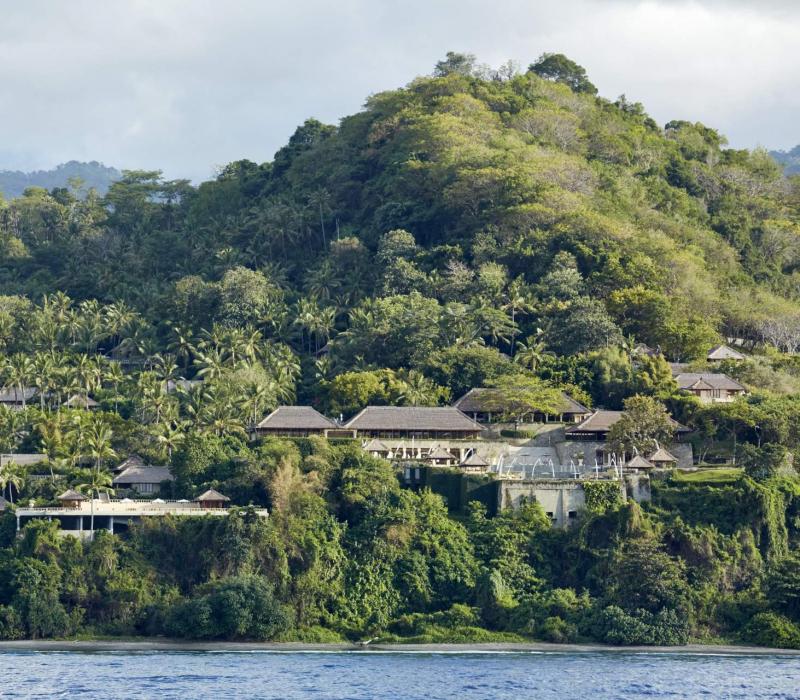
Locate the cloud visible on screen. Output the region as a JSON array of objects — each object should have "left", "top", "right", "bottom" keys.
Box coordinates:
[{"left": 0, "top": 0, "right": 797, "bottom": 180}]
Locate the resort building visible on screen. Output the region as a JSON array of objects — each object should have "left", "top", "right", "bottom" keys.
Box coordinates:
[
  {"left": 0, "top": 387, "right": 38, "bottom": 409},
  {"left": 343, "top": 406, "right": 483, "bottom": 439},
  {"left": 254, "top": 406, "right": 337, "bottom": 437},
  {"left": 15, "top": 489, "right": 266, "bottom": 539},
  {"left": 460, "top": 452, "right": 490, "bottom": 473},
  {"left": 112, "top": 464, "right": 174, "bottom": 494},
  {"left": 453, "top": 388, "right": 591, "bottom": 425},
  {"left": 564, "top": 409, "right": 690, "bottom": 443},
  {"left": 1, "top": 453, "right": 47, "bottom": 468},
  {"left": 648, "top": 446, "right": 678, "bottom": 469},
  {"left": 674, "top": 373, "right": 746, "bottom": 403}
]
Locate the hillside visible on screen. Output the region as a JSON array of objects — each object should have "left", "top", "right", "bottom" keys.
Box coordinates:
[
  {"left": 0, "top": 54, "right": 798, "bottom": 365},
  {"left": 0, "top": 160, "right": 121, "bottom": 199},
  {"left": 1, "top": 54, "right": 800, "bottom": 649},
  {"left": 772, "top": 146, "right": 800, "bottom": 175}
]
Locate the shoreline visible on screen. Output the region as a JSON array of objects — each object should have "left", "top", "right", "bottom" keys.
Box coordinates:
[{"left": 0, "top": 639, "right": 798, "bottom": 655}]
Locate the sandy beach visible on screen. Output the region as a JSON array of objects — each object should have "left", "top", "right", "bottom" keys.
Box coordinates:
[{"left": 0, "top": 639, "right": 798, "bottom": 655}]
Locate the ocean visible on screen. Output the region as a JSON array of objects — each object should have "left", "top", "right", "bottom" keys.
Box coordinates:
[{"left": 2, "top": 650, "right": 799, "bottom": 699}]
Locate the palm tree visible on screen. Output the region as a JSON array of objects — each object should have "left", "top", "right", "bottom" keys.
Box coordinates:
[
  {"left": 168, "top": 325, "right": 196, "bottom": 373},
  {"left": 71, "top": 354, "right": 102, "bottom": 402},
  {"left": 32, "top": 353, "right": 54, "bottom": 411},
  {"left": 104, "top": 361, "right": 125, "bottom": 412},
  {"left": 38, "top": 414, "right": 67, "bottom": 483},
  {"left": 85, "top": 418, "right": 117, "bottom": 474},
  {"left": 0, "top": 459, "right": 24, "bottom": 504},
  {"left": 154, "top": 420, "right": 187, "bottom": 460},
  {"left": 514, "top": 336, "right": 554, "bottom": 372},
  {"left": 77, "top": 469, "right": 114, "bottom": 535},
  {"left": 4, "top": 354, "right": 35, "bottom": 408},
  {"left": 194, "top": 348, "right": 226, "bottom": 381},
  {"left": 0, "top": 405, "right": 27, "bottom": 453},
  {"left": 503, "top": 280, "right": 534, "bottom": 354}
]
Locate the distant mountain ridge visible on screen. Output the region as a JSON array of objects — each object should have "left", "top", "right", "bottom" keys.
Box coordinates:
[
  {"left": 771, "top": 145, "right": 800, "bottom": 175},
  {"left": 0, "top": 160, "right": 121, "bottom": 199}
]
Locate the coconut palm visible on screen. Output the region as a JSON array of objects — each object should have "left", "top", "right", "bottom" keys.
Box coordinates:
[
  {"left": 514, "top": 336, "right": 554, "bottom": 372},
  {"left": 0, "top": 460, "right": 24, "bottom": 504},
  {"left": 167, "top": 325, "right": 196, "bottom": 373},
  {"left": 77, "top": 469, "right": 114, "bottom": 534},
  {"left": 4, "top": 354, "right": 35, "bottom": 408},
  {"left": 85, "top": 418, "right": 117, "bottom": 473}
]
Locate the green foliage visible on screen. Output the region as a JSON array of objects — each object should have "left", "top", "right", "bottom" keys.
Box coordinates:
[
  {"left": 0, "top": 53, "right": 798, "bottom": 649},
  {"left": 766, "top": 553, "right": 800, "bottom": 621},
  {"left": 166, "top": 575, "right": 292, "bottom": 640},
  {"left": 528, "top": 53, "right": 597, "bottom": 94},
  {"left": 607, "top": 395, "right": 676, "bottom": 455},
  {"left": 499, "top": 428, "right": 538, "bottom": 439},
  {"left": 742, "top": 612, "right": 800, "bottom": 649},
  {"left": 740, "top": 443, "right": 790, "bottom": 481},
  {"left": 584, "top": 481, "right": 623, "bottom": 514}
]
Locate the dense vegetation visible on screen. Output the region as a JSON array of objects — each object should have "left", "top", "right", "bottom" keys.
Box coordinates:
[
  {"left": 2, "top": 442, "right": 800, "bottom": 648},
  {"left": 0, "top": 52, "right": 800, "bottom": 646}
]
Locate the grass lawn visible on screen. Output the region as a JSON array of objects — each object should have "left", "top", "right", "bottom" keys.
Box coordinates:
[{"left": 672, "top": 468, "right": 744, "bottom": 484}]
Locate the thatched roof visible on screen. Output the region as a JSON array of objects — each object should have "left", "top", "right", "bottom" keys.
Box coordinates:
[
  {"left": 649, "top": 447, "right": 678, "bottom": 464},
  {"left": 363, "top": 439, "right": 390, "bottom": 452},
  {"left": 256, "top": 406, "right": 336, "bottom": 431},
  {"left": 675, "top": 373, "right": 745, "bottom": 392},
  {"left": 344, "top": 406, "right": 482, "bottom": 432},
  {"left": 62, "top": 394, "right": 99, "bottom": 409},
  {"left": 194, "top": 489, "right": 230, "bottom": 502},
  {"left": 57, "top": 489, "right": 87, "bottom": 501},
  {"left": 453, "top": 388, "right": 589, "bottom": 416},
  {"left": 426, "top": 447, "right": 456, "bottom": 461},
  {"left": 0, "top": 387, "right": 37, "bottom": 403},
  {"left": 566, "top": 410, "right": 689, "bottom": 436},
  {"left": 461, "top": 452, "right": 489, "bottom": 467},
  {"left": 707, "top": 344, "right": 745, "bottom": 361},
  {"left": 627, "top": 455, "right": 655, "bottom": 470},
  {"left": 113, "top": 465, "right": 174, "bottom": 485}
]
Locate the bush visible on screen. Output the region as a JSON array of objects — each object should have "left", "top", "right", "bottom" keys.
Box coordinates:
[
  {"left": 0, "top": 605, "right": 23, "bottom": 640},
  {"left": 166, "top": 575, "right": 293, "bottom": 640},
  {"left": 540, "top": 616, "right": 577, "bottom": 643},
  {"left": 594, "top": 605, "right": 690, "bottom": 646},
  {"left": 740, "top": 443, "right": 790, "bottom": 482},
  {"left": 742, "top": 612, "right": 800, "bottom": 649},
  {"left": 500, "top": 429, "right": 538, "bottom": 439}
]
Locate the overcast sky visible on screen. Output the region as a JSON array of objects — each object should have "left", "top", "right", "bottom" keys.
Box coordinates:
[{"left": 1, "top": 0, "right": 798, "bottom": 182}]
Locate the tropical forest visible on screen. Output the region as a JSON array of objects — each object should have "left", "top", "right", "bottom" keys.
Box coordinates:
[{"left": 1, "top": 52, "right": 800, "bottom": 649}]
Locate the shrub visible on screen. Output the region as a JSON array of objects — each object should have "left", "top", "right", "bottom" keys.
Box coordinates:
[
  {"left": 500, "top": 429, "right": 538, "bottom": 439},
  {"left": 166, "top": 575, "right": 293, "bottom": 640},
  {"left": 742, "top": 612, "right": 800, "bottom": 649}
]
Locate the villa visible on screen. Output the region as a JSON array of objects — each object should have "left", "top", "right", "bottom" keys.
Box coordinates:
[
  {"left": 674, "top": 372, "right": 746, "bottom": 403},
  {"left": 254, "top": 405, "right": 337, "bottom": 437},
  {"left": 343, "top": 406, "right": 483, "bottom": 439},
  {"left": 15, "top": 488, "right": 267, "bottom": 539},
  {"left": 453, "top": 388, "right": 591, "bottom": 425}
]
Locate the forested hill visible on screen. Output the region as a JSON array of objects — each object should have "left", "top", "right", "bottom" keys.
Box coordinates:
[
  {"left": 0, "top": 160, "right": 121, "bottom": 199},
  {"left": 1, "top": 53, "right": 799, "bottom": 374},
  {"left": 772, "top": 146, "right": 800, "bottom": 175}
]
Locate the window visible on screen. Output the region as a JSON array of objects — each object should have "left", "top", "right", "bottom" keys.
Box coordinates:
[{"left": 568, "top": 511, "right": 578, "bottom": 519}]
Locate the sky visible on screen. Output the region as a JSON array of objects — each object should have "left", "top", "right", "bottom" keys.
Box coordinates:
[{"left": 0, "top": 0, "right": 798, "bottom": 182}]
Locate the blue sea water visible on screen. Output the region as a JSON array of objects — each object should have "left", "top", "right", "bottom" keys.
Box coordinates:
[{"left": 1, "top": 650, "right": 799, "bottom": 699}]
